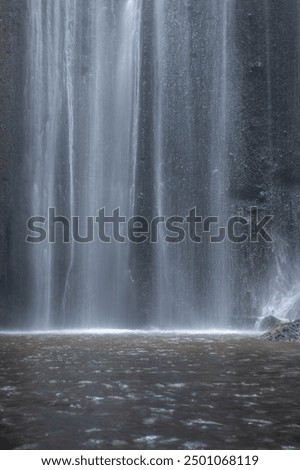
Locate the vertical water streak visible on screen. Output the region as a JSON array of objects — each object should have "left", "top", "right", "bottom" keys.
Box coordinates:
[
  {"left": 209, "top": 0, "right": 232, "bottom": 326},
  {"left": 83, "top": 1, "right": 104, "bottom": 326},
  {"left": 153, "top": 0, "right": 205, "bottom": 327},
  {"left": 25, "top": 1, "right": 62, "bottom": 328},
  {"left": 62, "top": 0, "right": 76, "bottom": 322},
  {"left": 153, "top": 0, "right": 167, "bottom": 326},
  {"left": 129, "top": 1, "right": 142, "bottom": 217}
]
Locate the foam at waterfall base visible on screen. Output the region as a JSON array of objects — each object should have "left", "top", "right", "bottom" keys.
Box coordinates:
[{"left": 0, "top": 328, "right": 258, "bottom": 336}]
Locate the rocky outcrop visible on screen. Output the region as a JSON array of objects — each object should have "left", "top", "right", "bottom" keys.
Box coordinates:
[
  {"left": 261, "top": 319, "right": 300, "bottom": 342},
  {"left": 258, "top": 315, "right": 284, "bottom": 331}
]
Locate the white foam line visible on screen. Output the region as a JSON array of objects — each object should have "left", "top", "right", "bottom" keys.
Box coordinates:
[{"left": 0, "top": 328, "right": 258, "bottom": 337}]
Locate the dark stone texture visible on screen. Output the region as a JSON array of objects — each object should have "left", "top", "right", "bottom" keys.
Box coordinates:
[
  {"left": 0, "top": 0, "right": 24, "bottom": 325},
  {"left": 262, "top": 319, "right": 300, "bottom": 342},
  {"left": 230, "top": 0, "right": 300, "bottom": 325}
]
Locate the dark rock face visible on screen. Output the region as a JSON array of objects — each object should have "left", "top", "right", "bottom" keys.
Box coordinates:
[
  {"left": 258, "top": 315, "right": 284, "bottom": 331},
  {"left": 262, "top": 320, "right": 300, "bottom": 342},
  {"left": 0, "top": 0, "right": 24, "bottom": 325},
  {"left": 231, "top": 0, "right": 300, "bottom": 325}
]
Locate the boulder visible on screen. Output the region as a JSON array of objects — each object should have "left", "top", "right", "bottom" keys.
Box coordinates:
[
  {"left": 261, "top": 319, "right": 300, "bottom": 342},
  {"left": 258, "top": 315, "right": 284, "bottom": 331}
]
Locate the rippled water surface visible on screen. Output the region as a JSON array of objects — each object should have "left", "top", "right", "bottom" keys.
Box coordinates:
[{"left": 0, "top": 333, "right": 299, "bottom": 449}]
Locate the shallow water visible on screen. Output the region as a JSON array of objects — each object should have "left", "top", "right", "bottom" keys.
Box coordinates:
[{"left": 0, "top": 333, "right": 299, "bottom": 449}]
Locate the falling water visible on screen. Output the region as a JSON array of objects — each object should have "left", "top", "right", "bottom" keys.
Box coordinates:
[
  {"left": 22, "top": 0, "right": 234, "bottom": 329},
  {"left": 25, "top": 1, "right": 62, "bottom": 328},
  {"left": 62, "top": 0, "right": 76, "bottom": 320},
  {"left": 152, "top": 0, "right": 194, "bottom": 327},
  {"left": 209, "top": 0, "right": 232, "bottom": 326},
  {"left": 152, "top": 0, "right": 204, "bottom": 328},
  {"left": 24, "top": 0, "right": 142, "bottom": 328},
  {"left": 152, "top": 0, "right": 232, "bottom": 327}
]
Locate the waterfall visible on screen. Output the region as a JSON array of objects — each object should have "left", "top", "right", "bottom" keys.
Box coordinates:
[
  {"left": 152, "top": 0, "right": 232, "bottom": 327},
  {"left": 152, "top": 0, "right": 200, "bottom": 327},
  {"left": 3, "top": 0, "right": 300, "bottom": 331},
  {"left": 22, "top": 0, "right": 234, "bottom": 329},
  {"left": 209, "top": 0, "right": 232, "bottom": 326},
  {"left": 24, "top": 0, "right": 142, "bottom": 328},
  {"left": 25, "top": 1, "right": 62, "bottom": 328},
  {"left": 62, "top": 0, "right": 76, "bottom": 321}
]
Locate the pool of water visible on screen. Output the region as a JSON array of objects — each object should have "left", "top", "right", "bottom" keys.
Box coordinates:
[{"left": 0, "top": 333, "right": 299, "bottom": 449}]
